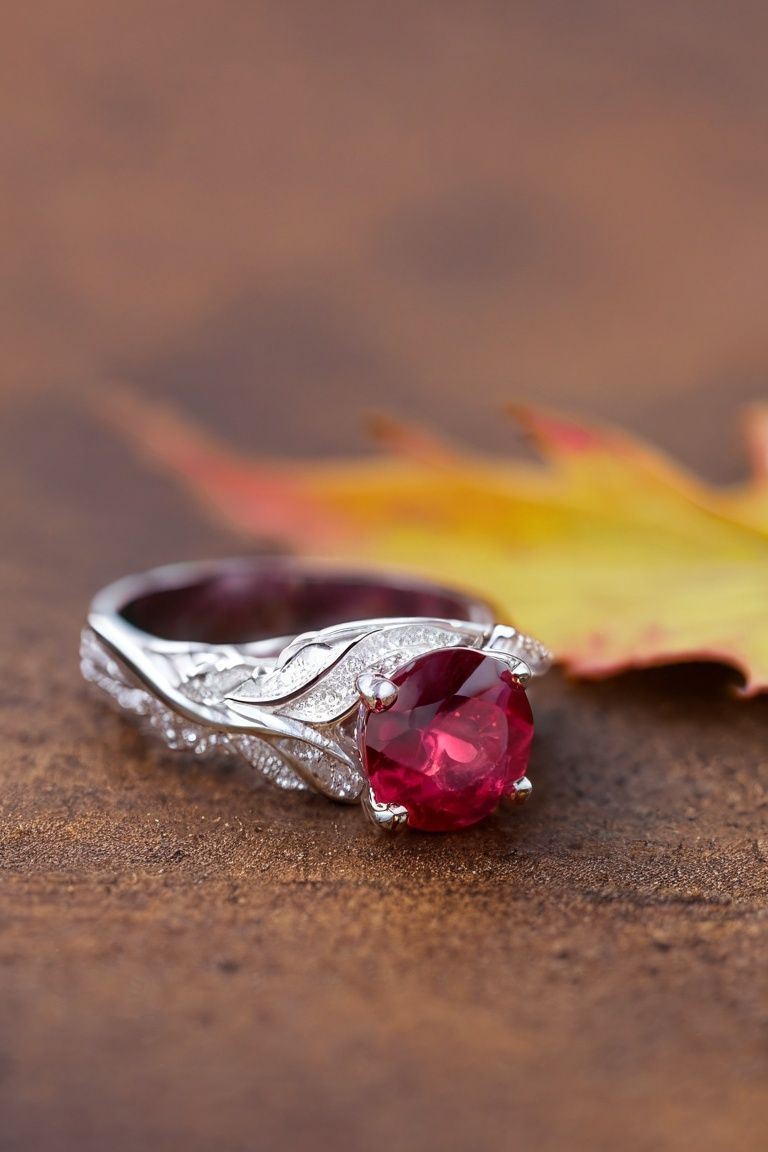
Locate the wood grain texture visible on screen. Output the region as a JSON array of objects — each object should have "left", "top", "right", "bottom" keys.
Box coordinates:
[{"left": 1, "top": 4, "right": 768, "bottom": 1150}]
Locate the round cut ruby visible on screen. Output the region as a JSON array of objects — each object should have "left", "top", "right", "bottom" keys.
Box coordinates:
[{"left": 358, "top": 648, "right": 533, "bottom": 832}]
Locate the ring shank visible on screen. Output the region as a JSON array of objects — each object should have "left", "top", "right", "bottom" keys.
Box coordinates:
[{"left": 97, "top": 558, "right": 495, "bottom": 645}]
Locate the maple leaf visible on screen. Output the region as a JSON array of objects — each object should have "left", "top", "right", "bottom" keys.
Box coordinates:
[{"left": 99, "top": 390, "right": 768, "bottom": 695}]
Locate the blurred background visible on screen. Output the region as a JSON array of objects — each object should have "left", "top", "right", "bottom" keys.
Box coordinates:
[
  {"left": 3, "top": 1, "right": 768, "bottom": 471},
  {"left": 3, "top": 6, "right": 768, "bottom": 1152}
]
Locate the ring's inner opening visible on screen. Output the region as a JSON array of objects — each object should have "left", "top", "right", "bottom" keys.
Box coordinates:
[{"left": 119, "top": 565, "right": 473, "bottom": 643}]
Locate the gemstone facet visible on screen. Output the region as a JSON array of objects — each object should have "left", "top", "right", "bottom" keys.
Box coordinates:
[{"left": 358, "top": 647, "right": 533, "bottom": 832}]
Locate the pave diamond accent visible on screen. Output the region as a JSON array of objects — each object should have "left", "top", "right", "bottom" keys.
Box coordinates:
[
  {"left": 282, "top": 744, "right": 361, "bottom": 800},
  {"left": 274, "top": 624, "right": 481, "bottom": 724},
  {"left": 234, "top": 639, "right": 354, "bottom": 702},
  {"left": 80, "top": 628, "right": 154, "bottom": 716},
  {"left": 229, "top": 734, "right": 308, "bottom": 792},
  {"left": 487, "top": 626, "right": 553, "bottom": 675},
  {"left": 81, "top": 630, "right": 228, "bottom": 757}
]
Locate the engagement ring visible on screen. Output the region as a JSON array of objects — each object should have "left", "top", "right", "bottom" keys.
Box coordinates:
[{"left": 81, "top": 559, "right": 552, "bottom": 833}]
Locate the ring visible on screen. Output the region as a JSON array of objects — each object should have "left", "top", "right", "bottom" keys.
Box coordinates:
[{"left": 81, "top": 558, "right": 552, "bottom": 834}]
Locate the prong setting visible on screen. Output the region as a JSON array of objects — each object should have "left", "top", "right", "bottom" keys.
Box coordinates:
[
  {"left": 486, "top": 653, "right": 532, "bottom": 686},
  {"left": 360, "top": 785, "right": 409, "bottom": 834},
  {"left": 508, "top": 775, "right": 533, "bottom": 804},
  {"left": 356, "top": 672, "right": 399, "bottom": 712},
  {"left": 85, "top": 559, "right": 549, "bottom": 830}
]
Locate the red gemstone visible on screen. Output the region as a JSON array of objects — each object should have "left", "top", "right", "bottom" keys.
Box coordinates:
[{"left": 358, "top": 648, "right": 533, "bottom": 832}]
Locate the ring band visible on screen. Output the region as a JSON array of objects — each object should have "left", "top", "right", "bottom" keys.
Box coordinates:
[{"left": 81, "top": 558, "right": 552, "bottom": 834}]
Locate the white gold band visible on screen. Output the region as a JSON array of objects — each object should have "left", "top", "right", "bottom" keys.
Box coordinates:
[{"left": 81, "top": 558, "right": 552, "bottom": 806}]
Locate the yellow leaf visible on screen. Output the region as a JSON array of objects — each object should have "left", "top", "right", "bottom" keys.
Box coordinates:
[{"left": 99, "top": 390, "right": 768, "bottom": 694}]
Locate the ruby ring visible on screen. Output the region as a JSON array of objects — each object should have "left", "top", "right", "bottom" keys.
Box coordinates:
[{"left": 82, "top": 559, "right": 552, "bottom": 834}]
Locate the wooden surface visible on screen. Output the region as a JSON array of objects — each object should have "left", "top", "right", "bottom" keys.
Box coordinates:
[{"left": 2, "top": 5, "right": 768, "bottom": 1150}]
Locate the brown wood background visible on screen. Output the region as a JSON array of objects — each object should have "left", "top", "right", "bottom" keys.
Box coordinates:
[{"left": 2, "top": 4, "right": 768, "bottom": 1150}]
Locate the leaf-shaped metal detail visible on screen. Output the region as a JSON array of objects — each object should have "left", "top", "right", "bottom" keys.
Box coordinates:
[
  {"left": 226, "top": 621, "right": 484, "bottom": 724},
  {"left": 80, "top": 629, "right": 363, "bottom": 799},
  {"left": 80, "top": 629, "right": 229, "bottom": 757},
  {"left": 82, "top": 615, "right": 490, "bottom": 803}
]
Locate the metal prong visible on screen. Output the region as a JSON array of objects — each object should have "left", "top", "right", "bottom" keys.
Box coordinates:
[
  {"left": 361, "top": 786, "right": 409, "bottom": 834},
  {"left": 356, "top": 672, "right": 398, "bottom": 712},
  {"left": 486, "top": 653, "right": 531, "bottom": 687},
  {"left": 487, "top": 624, "right": 553, "bottom": 676},
  {"left": 508, "top": 776, "right": 533, "bottom": 804}
]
